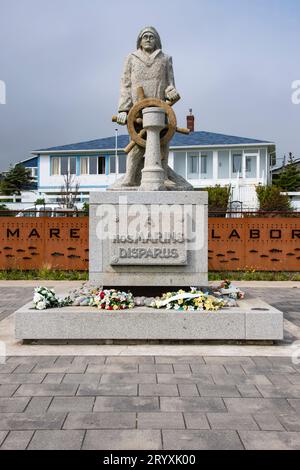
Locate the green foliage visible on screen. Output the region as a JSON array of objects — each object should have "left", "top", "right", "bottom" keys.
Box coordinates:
[
  {"left": 0, "top": 269, "right": 88, "bottom": 280},
  {"left": 199, "top": 185, "right": 231, "bottom": 216},
  {"left": 0, "top": 164, "right": 34, "bottom": 195},
  {"left": 35, "top": 198, "right": 45, "bottom": 206},
  {"left": 208, "top": 271, "right": 300, "bottom": 281},
  {"left": 256, "top": 185, "right": 292, "bottom": 213},
  {"left": 82, "top": 202, "right": 89, "bottom": 216},
  {"left": 272, "top": 153, "right": 300, "bottom": 191},
  {"left": 0, "top": 203, "right": 13, "bottom": 217}
]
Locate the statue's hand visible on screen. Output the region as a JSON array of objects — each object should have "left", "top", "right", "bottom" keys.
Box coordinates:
[
  {"left": 116, "top": 112, "right": 128, "bottom": 125},
  {"left": 165, "top": 86, "right": 180, "bottom": 102}
]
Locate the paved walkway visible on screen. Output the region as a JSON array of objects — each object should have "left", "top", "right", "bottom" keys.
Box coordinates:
[
  {"left": 0, "top": 282, "right": 300, "bottom": 449},
  {"left": 0, "top": 355, "right": 300, "bottom": 450}
]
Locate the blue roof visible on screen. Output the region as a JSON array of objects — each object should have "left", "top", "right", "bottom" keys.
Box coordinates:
[{"left": 36, "top": 131, "right": 272, "bottom": 153}]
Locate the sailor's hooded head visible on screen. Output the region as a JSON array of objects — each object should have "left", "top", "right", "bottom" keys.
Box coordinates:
[{"left": 137, "top": 26, "right": 162, "bottom": 51}]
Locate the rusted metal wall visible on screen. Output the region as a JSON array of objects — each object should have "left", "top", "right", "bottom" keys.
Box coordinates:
[
  {"left": 0, "top": 218, "right": 88, "bottom": 270},
  {"left": 209, "top": 218, "right": 300, "bottom": 271},
  {"left": 0, "top": 217, "right": 300, "bottom": 271}
]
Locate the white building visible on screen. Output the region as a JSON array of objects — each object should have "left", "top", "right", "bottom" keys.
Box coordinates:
[{"left": 20, "top": 129, "right": 275, "bottom": 209}]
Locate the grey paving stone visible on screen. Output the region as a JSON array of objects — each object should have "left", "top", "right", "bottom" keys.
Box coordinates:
[
  {"left": 86, "top": 364, "right": 138, "bottom": 373},
  {"left": 43, "top": 373, "right": 65, "bottom": 384},
  {"left": 257, "top": 384, "right": 300, "bottom": 398},
  {"left": 239, "top": 431, "right": 300, "bottom": 450},
  {"left": 236, "top": 384, "right": 262, "bottom": 398},
  {"left": 77, "top": 383, "right": 138, "bottom": 397},
  {"left": 207, "top": 413, "right": 259, "bottom": 430},
  {"left": 287, "top": 374, "right": 300, "bottom": 385},
  {"left": 212, "top": 373, "right": 272, "bottom": 386},
  {"left": 178, "top": 384, "right": 199, "bottom": 397},
  {"left": 197, "top": 384, "right": 240, "bottom": 398},
  {"left": 139, "top": 384, "right": 178, "bottom": 397},
  {"left": 15, "top": 383, "right": 78, "bottom": 397},
  {"left": 137, "top": 412, "right": 185, "bottom": 429},
  {"left": 155, "top": 356, "right": 204, "bottom": 364},
  {"left": 224, "top": 398, "right": 293, "bottom": 414},
  {"left": 100, "top": 373, "right": 156, "bottom": 384},
  {"left": 184, "top": 413, "right": 210, "bottom": 429},
  {"left": 160, "top": 397, "right": 226, "bottom": 412},
  {"left": 83, "top": 430, "right": 162, "bottom": 450},
  {"left": 94, "top": 396, "right": 159, "bottom": 412},
  {"left": 190, "top": 364, "right": 227, "bottom": 375},
  {"left": 0, "top": 364, "right": 18, "bottom": 374},
  {"left": 157, "top": 373, "right": 213, "bottom": 385},
  {"left": 28, "top": 430, "right": 85, "bottom": 450},
  {"left": 287, "top": 399, "right": 300, "bottom": 412},
  {"left": 63, "top": 412, "right": 136, "bottom": 430},
  {"left": 243, "top": 365, "right": 297, "bottom": 375},
  {"left": 224, "top": 365, "right": 246, "bottom": 375},
  {"left": 25, "top": 397, "right": 53, "bottom": 414},
  {"left": 138, "top": 364, "right": 173, "bottom": 374},
  {"left": 105, "top": 357, "right": 155, "bottom": 364},
  {"left": 73, "top": 356, "right": 106, "bottom": 365},
  {"left": 204, "top": 356, "right": 255, "bottom": 366},
  {"left": 278, "top": 414, "right": 300, "bottom": 431},
  {"left": 62, "top": 373, "right": 100, "bottom": 386},
  {"left": 252, "top": 357, "right": 273, "bottom": 368},
  {"left": 48, "top": 397, "right": 94, "bottom": 413},
  {"left": 0, "top": 412, "right": 66, "bottom": 430},
  {"left": 32, "top": 364, "right": 87, "bottom": 374},
  {"left": 253, "top": 413, "right": 285, "bottom": 431},
  {"left": 0, "top": 373, "right": 46, "bottom": 384},
  {"left": 162, "top": 430, "right": 244, "bottom": 450},
  {"left": 13, "top": 364, "right": 36, "bottom": 374},
  {"left": 0, "top": 431, "right": 34, "bottom": 450},
  {"left": 0, "top": 397, "right": 30, "bottom": 413},
  {"left": 173, "top": 364, "right": 192, "bottom": 374},
  {"left": 0, "top": 384, "right": 19, "bottom": 397},
  {"left": 0, "top": 431, "right": 8, "bottom": 446}
]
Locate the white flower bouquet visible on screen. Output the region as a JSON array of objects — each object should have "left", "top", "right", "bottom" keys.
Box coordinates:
[{"left": 33, "top": 287, "right": 72, "bottom": 310}]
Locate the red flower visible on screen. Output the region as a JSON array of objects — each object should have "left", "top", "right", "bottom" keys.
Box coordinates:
[{"left": 100, "top": 291, "right": 105, "bottom": 299}]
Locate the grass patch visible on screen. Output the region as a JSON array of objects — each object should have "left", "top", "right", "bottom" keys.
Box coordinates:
[
  {"left": 0, "top": 270, "right": 299, "bottom": 282},
  {"left": 209, "top": 271, "right": 300, "bottom": 281},
  {"left": 0, "top": 269, "right": 88, "bottom": 281}
]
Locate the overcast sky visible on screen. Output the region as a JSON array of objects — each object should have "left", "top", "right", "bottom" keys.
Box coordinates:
[{"left": 0, "top": 0, "right": 299, "bottom": 171}]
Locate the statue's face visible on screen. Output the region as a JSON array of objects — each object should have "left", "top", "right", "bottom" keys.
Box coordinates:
[{"left": 140, "top": 32, "right": 156, "bottom": 53}]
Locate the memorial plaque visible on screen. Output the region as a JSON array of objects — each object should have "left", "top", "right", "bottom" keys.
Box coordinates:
[{"left": 110, "top": 232, "right": 187, "bottom": 265}]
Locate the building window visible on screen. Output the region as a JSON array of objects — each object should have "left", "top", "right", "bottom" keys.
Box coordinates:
[
  {"left": 110, "top": 156, "right": 116, "bottom": 174},
  {"left": 245, "top": 154, "right": 257, "bottom": 178},
  {"left": 260, "top": 149, "right": 267, "bottom": 178},
  {"left": 80, "top": 157, "right": 89, "bottom": 175},
  {"left": 218, "top": 151, "right": 229, "bottom": 179},
  {"left": 69, "top": 157, "right": 76, "bottom": 175},
  {"left": 174, "top": 152, "right": 186, "bottom": 178},
  {"left": 232, "top": 153, "right": 242, "bottom": 175},
  {"left": 98, "top": 156, "right": 106, "bottom": 174},
  {"left": 200, "top": 152, "right": 213, "bottom": 178},
  {"left": 119, "top": 155, "right": 127, "bottom": 174},
  {"left": 61, "top": 158, "right": 69, "bottom": 175},
  {"left": 51, "top": 157, "right": 60, "bottom": 175},
  {"left": 187, "top": 152, "right": 199, "bottom": 179},
  {"left": 89, "top": 157, "right": 98, "bottom": 174}
]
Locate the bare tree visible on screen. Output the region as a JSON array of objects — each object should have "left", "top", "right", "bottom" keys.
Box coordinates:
[{"left": 58, "top": 173, "right": 80, "bottom": 209}]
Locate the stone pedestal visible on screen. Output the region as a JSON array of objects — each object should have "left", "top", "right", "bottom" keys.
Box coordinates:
[
  {"left": 89, "top": 191, "right": 208, "bottom": 287},
  {"left": 139, "top": 107, "right": 165, "bottom": 191}
]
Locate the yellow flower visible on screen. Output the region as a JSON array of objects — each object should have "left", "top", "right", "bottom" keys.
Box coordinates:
[
  {"left": 113, "top": 305, "right": 119, "bottom": 310},
  {"left": 178, "top": 290, "right": 185, "bottom": 294},
  {"left": 178, "top": 299, "right": 183, "bottom": 305}
]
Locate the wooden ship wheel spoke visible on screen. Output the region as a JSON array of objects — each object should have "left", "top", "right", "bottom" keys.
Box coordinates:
[{"left": 112, "top": 87, "right": 190, "bottom": 156}]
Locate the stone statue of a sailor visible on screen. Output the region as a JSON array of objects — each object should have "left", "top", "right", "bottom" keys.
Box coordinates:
[{"left": 111, "top": 27, "right": 192, "bottom": 190}]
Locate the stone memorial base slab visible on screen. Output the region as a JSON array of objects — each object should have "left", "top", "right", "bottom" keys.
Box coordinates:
[{"left": 15, "top": 298, "right": 283, "bottom": 342}]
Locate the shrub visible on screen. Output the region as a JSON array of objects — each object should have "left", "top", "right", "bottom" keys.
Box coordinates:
[
  {"left": 256, "top": 185, "right": 292, "bottom": 215},
  {"left": 199, "top": 185, "right": 231, "bottom": 216}
]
